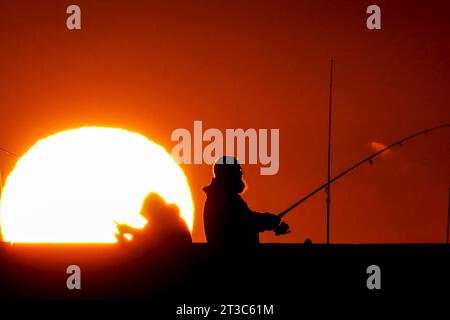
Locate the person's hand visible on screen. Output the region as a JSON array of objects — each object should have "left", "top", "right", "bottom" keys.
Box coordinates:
[
  {"left": 115, "top": 223, "right": 134, "bottom": 235},
  {"left": 274, "top": 221, "right": 290, "bottom": 236},
  {"left": 261, "top": 212, "right": 281, "bottom": 230}
]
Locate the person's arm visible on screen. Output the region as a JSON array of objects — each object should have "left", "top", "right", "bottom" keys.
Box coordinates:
[
  {"left": 251, "top": 211, "right": 281, "bottom": 232},
  {"left": 238, "top": 196, "right": 288, "bottom": 234},
  {"left": 115, "top": 223, "right": 137, "bottom": 236}
]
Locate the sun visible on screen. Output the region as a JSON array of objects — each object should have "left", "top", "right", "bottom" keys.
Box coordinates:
[{"left": 0, "top": 127, "right": 194, "bottom": 243}]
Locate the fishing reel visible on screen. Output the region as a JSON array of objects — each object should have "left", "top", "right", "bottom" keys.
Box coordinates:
[{"left": 274, "top": 221, "right": 290, "bottom": 236}]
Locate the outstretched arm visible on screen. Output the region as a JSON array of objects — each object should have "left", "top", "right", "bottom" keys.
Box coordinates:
[
  {"left": 115, "top": 222, "right": 140, "bottom": 238},
  {"left": 252, "top": 212, "right": 281, "bottom": 232},
  {"left": 252, "top": 212, "right": 290, "bottom": 235}
]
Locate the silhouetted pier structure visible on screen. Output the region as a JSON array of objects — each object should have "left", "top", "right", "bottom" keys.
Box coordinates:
[{"left": 0, "top": 242, "right": 448, "bottom": 304}]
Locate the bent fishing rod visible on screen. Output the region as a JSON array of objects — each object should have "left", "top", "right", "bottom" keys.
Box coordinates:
[
  {"left": 0, "top": 147, "right": 19, "bottom": 159},
  {"left": 278, "top": 123, "right": 450, "bottom": 218}
]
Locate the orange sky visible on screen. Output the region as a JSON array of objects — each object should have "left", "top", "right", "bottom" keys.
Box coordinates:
[{"left": 0, "top": 0, "right": 449, "bottom": 244}]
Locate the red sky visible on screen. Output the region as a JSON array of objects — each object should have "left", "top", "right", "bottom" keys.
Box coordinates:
[{"left": 0, "top": 0, "right": 449, "bottom": 243}]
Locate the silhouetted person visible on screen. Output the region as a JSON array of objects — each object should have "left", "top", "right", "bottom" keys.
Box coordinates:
[
  {"left": 114, "top": 193, "right": 192, "bottom": 297},
  {"left": 203, "top": 156, "right": 290, "bottom": 252},
  {"left": 115, "top": 192, "right": 192, "bottom": 251}
]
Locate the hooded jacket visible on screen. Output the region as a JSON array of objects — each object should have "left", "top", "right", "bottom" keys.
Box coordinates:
[{"left": 203, "top": 178, "right": 277, "bottom": 251}]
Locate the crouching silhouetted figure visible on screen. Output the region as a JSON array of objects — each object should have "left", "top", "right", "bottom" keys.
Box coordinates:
[
  {"left": 114, "top": 193, "right": 192, "bottom": 297},
  {"left": 203, "top": 156, "right": 290, "bottom": 253},
  {"left": 115, "top": 192, "right": 192, "bottom": 251}
]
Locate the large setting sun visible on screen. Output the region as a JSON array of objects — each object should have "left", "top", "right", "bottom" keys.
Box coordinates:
[{"left": 0, "top": 127, "right": 194, "bottom": 243}]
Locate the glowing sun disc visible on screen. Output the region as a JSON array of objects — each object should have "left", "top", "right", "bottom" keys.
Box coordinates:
[{"left": 0, "top": 127, "right": 194, "bottom": 243}]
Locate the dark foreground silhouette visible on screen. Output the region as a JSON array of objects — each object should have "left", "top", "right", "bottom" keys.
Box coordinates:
[{"left": 0, "top": 243, "right": 449, "bottom": 306}]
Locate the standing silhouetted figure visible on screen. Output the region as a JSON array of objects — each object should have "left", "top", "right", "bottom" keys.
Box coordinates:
[{"left": 203, "top": 156, "right": 289, "bottom": 252}]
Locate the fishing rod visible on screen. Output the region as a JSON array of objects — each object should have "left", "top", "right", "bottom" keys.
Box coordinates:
[
  {"left": 278, "top": 123, "right": 450, "bottom": 218},
  {"left": 0, "top": 147, "right": 19, "bottom": 159},
  {"left": 325, "top": 59, "right": 334, "bottom": 244}
]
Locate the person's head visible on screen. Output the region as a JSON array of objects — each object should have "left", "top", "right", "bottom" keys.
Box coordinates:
[
  {"left": 138, "top": 192, "right": 192, "bottom": 245},
  {"left": 140, "top": 192, "right": 179, "bottom": 221},
  {"left": 213, "top": 156, "right": 246, "bottom": 193}
]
